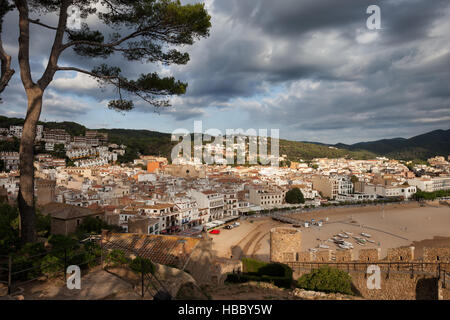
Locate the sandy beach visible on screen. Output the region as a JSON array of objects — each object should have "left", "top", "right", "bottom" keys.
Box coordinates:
[{"left": 210, "top": 202, "right": 450, "bottom": 261}]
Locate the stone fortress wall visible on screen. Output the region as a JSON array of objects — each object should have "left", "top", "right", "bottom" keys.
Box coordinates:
[
  {"left": 270, "top": 228, "right": 450, "bottom": 300},
  {"left": 270, "top": 226, "right": 450, "bottom": 263}
]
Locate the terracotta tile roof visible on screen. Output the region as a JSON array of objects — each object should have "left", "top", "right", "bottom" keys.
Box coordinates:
[
  {"left": 42, "top": 203, "right": 103, "bottom": 220},
  {"left": 143, "top": 203, "right": 174, "bottom": 210},
  {"left": 103, "top": 233, "right": 201, "bottom": 266}
]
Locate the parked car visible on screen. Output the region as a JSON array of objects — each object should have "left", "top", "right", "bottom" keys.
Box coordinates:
[{"left": 209, "top": 230, "right": 220, "bottom": 234}]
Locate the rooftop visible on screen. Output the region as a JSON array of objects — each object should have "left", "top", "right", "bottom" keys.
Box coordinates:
[{"left": 102, "top": 233, "right": 201, "bottom": 267}]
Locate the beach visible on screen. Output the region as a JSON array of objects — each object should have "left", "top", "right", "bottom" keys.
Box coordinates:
[{"left": 210, "top": 202, "right": 450, "bottom": 261}]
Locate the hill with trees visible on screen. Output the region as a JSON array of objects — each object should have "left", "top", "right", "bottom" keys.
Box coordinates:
[
  {"left": 0, "top": 116, "right": 447, "bottom": 162},
  {"left": 333, "top": 129, "right": 450, "bottom": 160}
]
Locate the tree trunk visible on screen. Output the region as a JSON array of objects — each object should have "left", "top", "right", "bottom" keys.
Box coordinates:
[{"left": 18, "top": 85, "right": 43, "bottom": 243}]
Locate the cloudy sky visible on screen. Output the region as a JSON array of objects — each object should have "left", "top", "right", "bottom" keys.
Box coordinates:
[{"left": 1, "top": 0, "right": 449, "bottom": 144}]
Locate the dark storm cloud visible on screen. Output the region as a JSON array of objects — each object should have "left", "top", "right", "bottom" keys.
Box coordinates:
[
  {"left": 0, "top": 0, "right": 449, "bottom": 142},
  {"left": 214, "top": 0, "right": 370, "bottom": 37}
]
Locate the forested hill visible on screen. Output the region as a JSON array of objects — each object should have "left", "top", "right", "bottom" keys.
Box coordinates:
[
  {"left": 333, "top": 129, "right": 450, "bottom": 160},
  {"left": 0, "top": 116, "right": 447, "bottom": 161}
]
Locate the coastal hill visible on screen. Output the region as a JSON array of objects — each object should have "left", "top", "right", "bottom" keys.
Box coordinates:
[
  {"left": 0, "top": 116, "right": 447, "bottom": 161},
  {"left": 333, "top": 129, "right": 450, "bottom": 161}
]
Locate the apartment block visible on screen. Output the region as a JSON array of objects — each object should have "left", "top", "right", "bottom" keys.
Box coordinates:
[{"left": 312, "top": 175, "right": 353, "bottom": 199}]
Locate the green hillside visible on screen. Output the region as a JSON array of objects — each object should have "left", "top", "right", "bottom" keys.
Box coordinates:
[
  {"left": 0, "top": 116, "right": 447, "bottom": 161},
  {"left": 336, "top": 129, "right": 450, "bottom": 160},
  {"left": 279, "top": 139, "right": 376, "bottom": 161}
]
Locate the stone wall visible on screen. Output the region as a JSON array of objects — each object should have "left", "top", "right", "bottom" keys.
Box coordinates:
[
  {"left": 270, "top": 227, "right": 302, "bottom": 263},
  {"left": 292, "top": 268, "right": 441, "bottom": 300},
  {"left": 297, "top": 251, "right": 314, "bottom": 262},
  {"left": 212, "top": 259, "right": 243, "bottom": 285},
  {"left": 335, "top": 249, "right": 354, "bottom": 262},
  {"left": 352, "top": 273, "right": 439, "bottom": 300},
  {"left": 438, "top": 278, "right": 450, "bottom": 300},
  {"left": 315, "top": 250, "right": 332, "bottom": 262},
  {"left": 387, "top": 247, "right": 415, "bottom": 262},
  {"left": 423, "top": 248, "right": 450, "bottom": 262},
  {"left": 358, "top": 248, "right": 381, "bottom": 262},
  {"left": 36, "top": 179, "right": 56, "bottom": 206}
]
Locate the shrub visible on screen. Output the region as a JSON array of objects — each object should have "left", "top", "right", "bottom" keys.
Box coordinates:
[
  {"left": 258, "top": 263, "right": 291, "bottom": 278},
  {"left": 83, "top": 242, "right": 101, "bottom": 267},
  {"left": 225, "top": 273, "right": 260, "bottom": 284},
  {"left": 285, "top": 188, "right": 305, "bottom": 204},
  {"left": 227, "top": 258, "right": 294, "bottom": 289},
  {"left": 47, "top": 234, "right": 79, "bottom": 250},
  {"left": 129, "top": 257, "right": 155, "bottom": 275},
  {"left": 297, "top": 266, "right": 353, "bottom": 295},
  {"left": 76, "top": 217, "right": 123, "bottom": 238},
  {"left": 105, "top": 249, "right": 129, "bottom": 267},
  {"left": 242, "top": 257, "right": 267, "bottom": 273},
  {"left": 41, "top": 255, "right": 63, "bottom": 277},
  {"left": 36, "top": 213, "right": 51, "bottom": 238},
  {"left": 0, "top": 204, "right": 19, "bottom": 254},
  {"left": 19, "top": 242, "right": 46, "bottom": 257}
]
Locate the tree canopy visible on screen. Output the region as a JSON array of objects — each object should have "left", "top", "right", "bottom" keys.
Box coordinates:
[
  {"left": 285, "top": 187, "right": 305, "bottom": 204},
  {"left": 0, "top": 0, "right": 211, "bottom": 243}
]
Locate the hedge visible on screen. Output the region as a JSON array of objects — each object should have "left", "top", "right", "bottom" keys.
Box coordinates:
[
  {"left": 297, "top": 266, "right": 353, "bottom": 295},
  {"left": 242, "top": 257, "right": 268, "bottom": 273},
  {"left": 226, "top": 258, "right": 293, "bottom": 289}
]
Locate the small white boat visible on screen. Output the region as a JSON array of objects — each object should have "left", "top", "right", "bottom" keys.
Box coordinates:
[
  {"left": 338, "top": 244, "right": 350, "bottom": 250},
  {"left": 338, "top": 233, "right": 349, "bottom": 238},
  {"left": 309, "top": 248, "right": 318, "bottom": 252},
  {"left": 319, "top": 244, "right": 330, "bottom": 249},
  {"left": 357, "top": 241, "right": 366, "bottom": 246},
  {"left": 361, "top": 233, "right": 372, "bottom": 238},
  {"left": 367, "top": 239, "right": 375, "bottom": 244},
  {"left": 327, "top": 238, "right": 335, "bottom": 242},
  {"left": 344, "top": 231, "right": 353, "bottom": 236},
  {"left": 343, "top": 241, "right": 354, "bottom": 249}
]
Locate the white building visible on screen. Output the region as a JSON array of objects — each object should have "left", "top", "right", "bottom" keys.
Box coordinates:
[
  {"left": 9, "top": 126, "right": 23, "bottom": 138},
  {"left": 408, "top": 176, "right": 450, "bottom": 192},
  {"left": 0, "top": 152, "right": 20, "bottom": 171},
  {"left": 364, "top": 184, "right": 417, "bottom": 199},
  {"left": 189, "top": 190, "right": 224, "bottom": 221}
]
